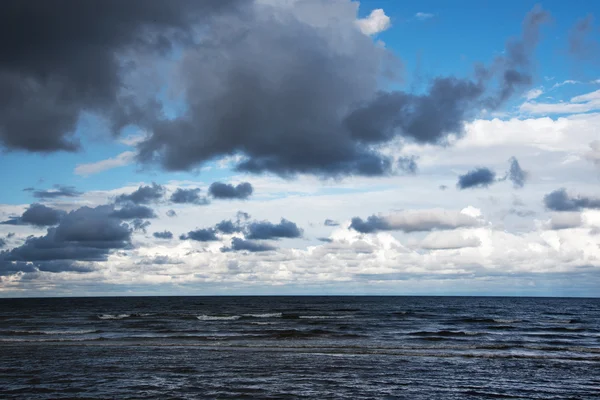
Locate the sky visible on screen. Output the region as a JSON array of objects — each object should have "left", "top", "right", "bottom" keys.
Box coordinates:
[{"left": 1, "top": 0, "right": 600, "bottom": 297}]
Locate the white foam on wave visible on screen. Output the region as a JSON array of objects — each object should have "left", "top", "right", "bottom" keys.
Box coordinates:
[
  {"left": 299, "top": 315, "right": 349, "bottom": 319},
  {"left": 242, "top": 313, "right": 282, "bottom": 318},
  {"left": 197, "top": 315, "right": 241, "bottom": 321},
  {"left": 98, "top": 314, "right": 131, "bottom": 320}
]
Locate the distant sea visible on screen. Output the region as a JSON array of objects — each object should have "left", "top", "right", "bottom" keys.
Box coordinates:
[{"left": 1, "top": 296, "right": 599, "bottom": 399}]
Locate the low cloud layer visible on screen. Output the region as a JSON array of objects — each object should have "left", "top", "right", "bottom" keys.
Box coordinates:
[
  {"left": 110, "top": 204, "right": 157, "bottom": 220},
  {"left": 544, "top": 188, "right": 600, "bottom": 211},
  {"left": 30, "top": 185, "right": 82, "bottom": 200},
  {"left": 222, "top": 238, "right": 276, "bottom": 253},
  {"left": 350, "top": 210, "right": 481, "bottom": 233}
]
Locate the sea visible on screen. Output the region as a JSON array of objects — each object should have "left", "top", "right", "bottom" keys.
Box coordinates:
[{"left": 0, "top": 296, "right": 599, "bottom": 399}]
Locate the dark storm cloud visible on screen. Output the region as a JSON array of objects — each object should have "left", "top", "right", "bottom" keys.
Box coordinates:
[
  {"left": 208, "top": 182, "right": 253, "bottom": 200},
  {"left": 215, "top": 220, "right": 242, "bottom": 234},
  {"left": 568, "top": 15, "right": 598, "bottom": 60},
  {"left": 110, "top": 204, "right": 156, "bottom": 220},
  {"left": 131, "top": 219, "right": 151, "bottom": 233},
  {"left": 457, "top": 168, "right": 496, "bottom": 189},
  {"left": 179, "top": 228, "right": 218, "bottom": 242},
  {"left": 246, "top": 219, "right": 302, "bottom": 240},
  {"left": 0, "top": 0, "right": 243, "bottom": 153},
  {"left": 0, "top": 205, "right": 132, "bottom": 275},
  {"left": 544, "top": 188, "right": 600, "bottom": 212},
  {"left": 221, "top": 238, "right": 276, "bottom": 253},
  {"left": 350, "top": 211, "right": 480, "bottom": 234},
  {"left": 397, "top": 156, "right": 418, "bottom": 174},
  {"left": 135, "top": 3, "right": 549, "bottom": 177},
  {"left": 32, "top": 185, "right": 82, "bottom": 199},
  {"left": 507, "top": 157, "right": 528, "bottom": 188},
  {"left": 166, "top": 209, "right": 177, "bottom": 217},
  {"left": 170, "top": 188, "right": 209, "bottom": 204},
  {"left": 1, "top": 203, "right": 65, "bottom": 227},
  {"left": 324, "top": 219, "right": 340, "bottom": 227},
  {"left": 115, "top": 183, "right": 165, "bottom": 204},
  {"left": 153, "top": 230, "right": 173, "bottom": 239}
]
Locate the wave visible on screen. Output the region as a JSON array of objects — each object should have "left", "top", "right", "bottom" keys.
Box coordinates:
[
  {"left": 409, "top": 330, "right": 485, "bottom": 337},
  {"left": 97, "top": 314, "right": 131, "bottom": 320},
  {"left": 197, "top": 315, "right": 241, "bottom": 321},
  {"left": 299, "top": 315, "right": 349, "bottom": 319},
  {"left": 0, "top": 329, "right": 100, "bottom": 336},
  {"left": 241, "top": 313, "right": 282, "bottom": 318}
]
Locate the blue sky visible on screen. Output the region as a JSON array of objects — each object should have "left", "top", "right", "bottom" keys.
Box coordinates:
[{"left": 1, "top": 0, "right": 600, "bottom": 297}]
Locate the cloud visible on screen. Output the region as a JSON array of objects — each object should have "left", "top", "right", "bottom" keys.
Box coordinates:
[
  {"left": 74, "top": 151, "right": 135, "bottom": 176},
  {"left": 1, "top": 203, "right": 65, "bottom": 227},
  {"left": 166, "top": 209, "right": 177, "bottom": 217},
  {"left": 520, "top": 89, "right": 600, "bottom": 114},
  {"left": 324, "top": 219, "right": 340, "bottom": 227},
  {"left": 170, "top": 188, "right": 209, "bottom": 204},
  {"left": 208, "top": 182, "right": 253, "bottom": 200},
  {"left": 32, "top": 185, "right": 82, "bottom": 199},
  {"left": 507, "top": 157, "right": 528, "bottom": 188},
  {"left": 415, "top": 12, "right": 434, "bottom": 20},
  {"left": 0, "top": 205, "right": 132, "bottom": 275},
  {"left": 136, "top": 4, "right": 548, "bottom": 178},
  {"left": 179, "top": 228, "right": 218, "bottom": 242},
  {"left": 0, "top": 238, "right": 5, "bottom": 248},
  {"left": 544, "top": 188, "right": 600, "bottom": 211},
  {"left": 356, "top": 9, "right": 391, "bottom": 35},
  {"left": 131, "top": 219, "right": 151, "bottom": 233},
  {"left": 524, "top": 88, "right": 543, "bottom": 100},
  {"left": 222, "top": 237, "right": 276, "bottom": 252},
  {"left": 215, "top": 220, "right": 242, "bottom": 234},
  {"left": 457, "top": 167, "right": 496, "bottom": 189},
  {"left": 350, "top": 209, "right": 481, "bottom": 233},
  {"left": 0, "top": 0, "right": 242, "bottom": 153},
  {"left": 136, "top": 255, "right": 182, "bottom": 265},
  {"left": 115, "top": 183, "right": 165, "bottom": 204},
  {"left": 548, "top": 212, "right": 583, "bottom": 230},
  {"left": 109, "top": 204, "right": 157, "bottom": 220},
  {"left": 584, "top": 141, "right": 600, "bottom": 166},
  {"left": 397, "top": 156, "right": 418, "bottom": 174},
  {"left": 246, "top": 218, "right": 303, "bottom": 240},
  {"left": 568, "top": 14, "right": 598, "bottom": 60},
  {"left": 419, "top": 233, "right": 481, "bottom": 250},
  {"left": 153, "top": 231, "right": 173, "bottom": 240}
]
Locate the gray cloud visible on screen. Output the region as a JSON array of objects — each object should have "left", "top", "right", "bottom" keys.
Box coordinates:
[
  {"left": 317, "top": 237, "right": 333, "bottom": 243},
  {"left": 136, "top": 3, "right": 548, "bottom": 177},
  {"left": 110, "top": 204, "right": 157, "bottom": 219},
  {"left": 166, "top": 209, "right": 177, "bottom": 217},
  {"left": 1, "top": 203, "right": 65, "bottom": 227},
  {"left": 215, "top": 220, "right": 242, "bottom": 234},
  {"left": 208, "top": 182, "right": 253, "bottom": 200},
  {"left": 136, "top": 255, "right": 182, "bottom": 265},
  {"left": 179, "top": 228, "right": 218, "bottom": 242},
  {"left": 548, "top": 212, "right": 582, "bottom": 230},
  {"left": 0, "top": 205, "right": 132, "bottom": 275},
  {"left": 0, "top": 238, "right": 5, "bottom": 248},
  {"left": 544, "top": 188, "right": 600, "bottom": 211},
  {"left": 568, "top": 14, "right": 598, "bottom": 60},
  {"left": 350, "top": 210, "right": 480, "bottom": 233},
  {"left": 246, "top": 218, "right": 303, "bottom": 240},
  {"left": 115, "top": 183, "right": 165, "bottom": 204},
  {"left": 32, "top": 185, "right": 82, "bottom": 199},
  {"left": 221, "top": 237, "right": 276, "bottom": 252},
  {"left": 324, "top": 219, "right": 340, "bottom": 227},
  {"left": 170, "top": 188, "right": 209, "bottom": 204},
  {"left": 131, "top": 219, "right": 151, "bottom": 233},
  {"left": 419, "top": 234, "right": 481, "bottom": 250},
  {"left": 507, "top": 157, "right": 528, "bottom": 188},
  {"left": 153, "top": 231, "right": 173, "bottom": 239},
  {"left": 457, "top": 168, "right": 496, "bottom": 189},
  {"left": 397, "top": 156, "right": 418, "bottom": 174},
  {"left": 0, "top": 0, "right": 242, "bottom": 153}
]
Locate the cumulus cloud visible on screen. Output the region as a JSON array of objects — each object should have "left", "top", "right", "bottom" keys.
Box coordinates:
[
  {"left": 0, "top": 205, "right": 132, "bottom": 275},
  {"left": 179, "top": 228, "right": 218, "bottom": 242},
  {"left": 1, "top": 203, "right": 65, "bottom": 227},
  {"left": 356, "top": 9, "right": 391, "bottom": 35},
  {"left": 136, "top": 3, "right": 548, "bottom": 178},
  {"left": 544, "top": 188, "right": 600, "bottom": 211},
  {"left": 110, "top": 204, "right": 157, "bottom": 220},
  {"left": 0, "top": 0, "right": 242, "bottom": 153},
  {"left": 457, "top": 168, "right": 496, "bottom": 189},
  {"left": 31, "top": 185, "right": 82, "bottom": 199},
  {"left": 222, "top": 237, "right": 276, "bottom": 252},
  {"left": 153, "top": 231, "right": 173, "bottom": 240},
  {"left": 170, "top": 188, "right": 209, "bottom": 205},
  {"left": 350, "top": 209, "right": 481, "bottom": 233},
  {"left": 115, "top": 183, "right": 165, "bottom": 204},
  {"left": 246, "top": 218, "right": 303, "bottom": 240},
  {"left": 208, "top": 182, "right": 253, "bottom": 200},
  {"left": 548, "top": 212, "right": 583, "bottom": 230},
  {"left": 419, "top": 232, "right": 481, "bottom": 250},
  {"left": 74, "top": 151, "right": 136, "bottom": 176}
]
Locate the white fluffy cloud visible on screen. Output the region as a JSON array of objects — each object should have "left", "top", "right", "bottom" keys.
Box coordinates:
[{"left": 356, "top": 9, "right": 391, "bottom": 35}]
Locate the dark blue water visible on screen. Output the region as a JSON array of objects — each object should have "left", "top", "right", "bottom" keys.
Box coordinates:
[{"left": 1, "top": 296, "right": 599, "bottom": 399}]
